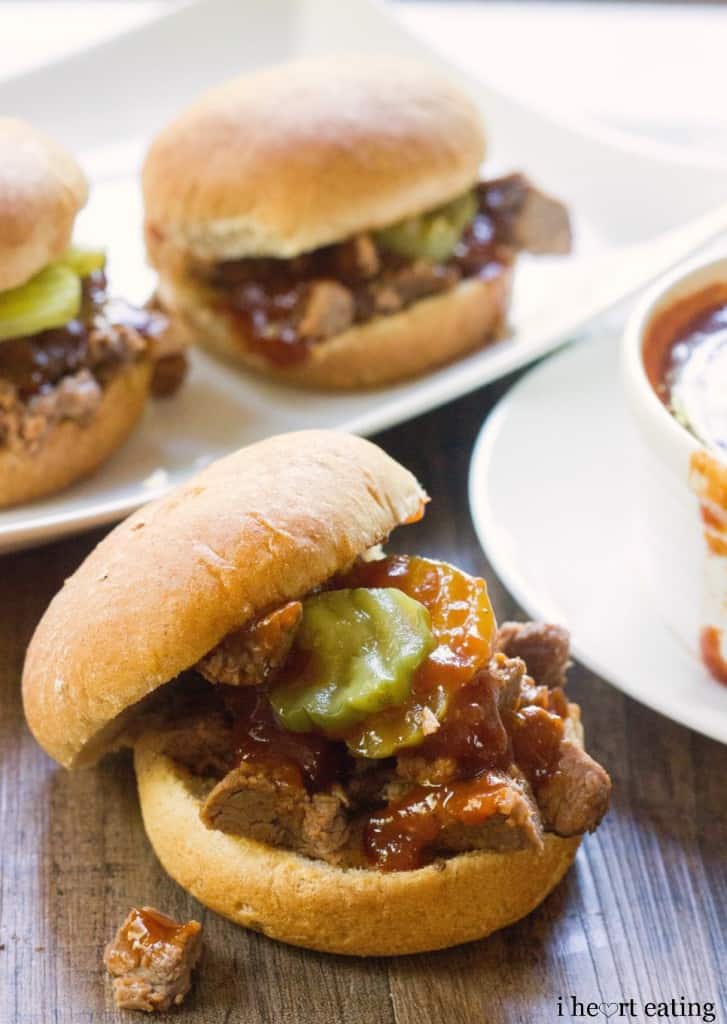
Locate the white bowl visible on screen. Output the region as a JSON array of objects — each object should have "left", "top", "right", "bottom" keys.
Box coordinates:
[{"left": 622, "top": 257, "right": 727, "bottom": 683}]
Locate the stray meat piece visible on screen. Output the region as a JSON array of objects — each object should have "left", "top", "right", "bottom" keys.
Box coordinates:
[
  {"left": 104, "top": 906, "right": 202, "bottom": 1013},
  {"left": 481, "top": 174, "right": 572, "bottom": 255}
]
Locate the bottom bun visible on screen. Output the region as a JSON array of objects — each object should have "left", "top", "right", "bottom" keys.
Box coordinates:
[
  {"left": 0, "top": 360, "right": 152, "bottom": 508},
  {"left": 159, "top": 271, "right": 512, "bottom": 390},
  {"left": 134, "top": 733, "right": 580, "bottom": 956}
]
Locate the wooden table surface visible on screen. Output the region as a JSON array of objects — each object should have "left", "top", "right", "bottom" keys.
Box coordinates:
[{"left": 1, "top": 376, "right": 725, "bottom": 1023}]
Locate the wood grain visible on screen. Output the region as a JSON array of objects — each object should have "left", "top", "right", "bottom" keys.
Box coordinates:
[{"left": 1, "top": 380, "right": 725, "bottom": 1023}]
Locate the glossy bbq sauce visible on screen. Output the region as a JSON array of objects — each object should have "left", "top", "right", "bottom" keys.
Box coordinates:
[
  {"left": 364, "top": 773, "right": 515, "bottom": 872},
  {"left": 126, "top": 907, "right": 198, "bottom": 949}
]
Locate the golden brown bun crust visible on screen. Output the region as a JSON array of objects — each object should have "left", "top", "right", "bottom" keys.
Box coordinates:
[
  {"left": 159, "top": 272, "right": 512, "bottom": 389},
  {"left": 0, "top": 360, "right": 151, "bottom": 508},
  {"left": 143, "top": 57, "right": 485, "bottom": 263},
  {"left": 22, "top": 432, "right": 427, "bottom": 768},
  {"left": 134, "top": 735, "right": 580, "bottom": 956},
  {"left": 0, "top": 118, "right": 88, "bottom": 291}
]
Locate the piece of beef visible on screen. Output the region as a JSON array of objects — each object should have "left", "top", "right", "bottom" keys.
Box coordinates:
[
  {"left": 536, "top": 737, "right": 611, "bottom": 836},
  {"left": 437, "top": 770, "right": 544, "bottom": 854},
  {"left": 151, "top": 352, "right": 188, "bottom": 397},
  {"left": 488, "top": 651, "right": 526, "bottom": 714},
  {"left": 200, "top": 761, "right": 350, "bottom": 864},
  {"left": 345, "top": 758, "right": 398, "bottom": 808},
  {"left": 161, "top": 712, "right": 234, "bottom": 778},
  {"left": 104, "top": 906, "right": 202, "bottom": 1013},
  {"left": 496, "top": 622, "right": 571, "bottom": 689},
  {"left": 0, "top": 369, "right": 104, "bottom": 454},
  {"left": 297, "top": 280, "right": 355, "bottom": 340},
  {"left": 369, "top": 261, "right": 460, "bottom": 315},
  {"left": 196, "top": 601, "right": 302, "bottom": 687},
  {"left": 396, "top": 756, "right": 458, "bottom": 786},
  {"left": 330, "top": 233, "right": 381, "bottom": 280},
  {"left": 480, "top": 174, "right": 572, "bottom": 255}
]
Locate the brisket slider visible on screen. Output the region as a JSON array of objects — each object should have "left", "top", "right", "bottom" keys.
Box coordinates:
[
  {"left": 22, "top": 431, "right": 610, "bottom": 956},
  {"left": 142, "top": 58, "right": 572, "bottom": 390},
  {"left": 0, "top": 119, "right": 186, "bottom": 507}
]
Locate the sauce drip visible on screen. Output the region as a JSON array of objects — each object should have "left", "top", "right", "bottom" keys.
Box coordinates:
[
  {"left": 227, "top": 686, "right": 350, "bottom": 792},
  {"left": 363, "top": 772, "right": 514, "bottom": 872},
  {"left": 689, "top": 450, "right": 727, "bottom": 684},
  {"left": 700, "top": 627, "right": 727, "bottom": 686}
]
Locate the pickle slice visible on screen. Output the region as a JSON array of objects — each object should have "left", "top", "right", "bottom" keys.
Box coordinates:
[
  {"left": 0, "top": 264, "right": 81, "bottom": 342},
  {"left": 59, "top": 245, "right": 106, "bottom": 278},
  {"left": 375, "top": 190, "right": 478, "bottom": 263},
  {"left": 269, "top": 588, "right": 435, "bottom": 736}
]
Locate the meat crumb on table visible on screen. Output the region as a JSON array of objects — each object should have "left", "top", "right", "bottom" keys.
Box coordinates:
[{"left": 104, "top": 906, "right": 202, "bottom": 1013}]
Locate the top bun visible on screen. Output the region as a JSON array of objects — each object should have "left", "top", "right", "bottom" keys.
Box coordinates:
[
  {"left": 0, "top": 118, "right": 88, "bottom": 291},
  {"left": 143, "top": 56, "right": 485, "bottom": 264},
  {"left": 22, "top": 431, "right": 427, "bottom": 769}
]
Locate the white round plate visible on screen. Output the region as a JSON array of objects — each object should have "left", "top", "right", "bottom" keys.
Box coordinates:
[{"left": 468, "top": 327, "right": 727, "bottom": 744}]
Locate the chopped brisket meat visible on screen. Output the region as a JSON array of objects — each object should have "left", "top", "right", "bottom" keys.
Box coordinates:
[
  {"left": 536, "top": 738, "right": 612, "bottom": 836},
  {"left": 297, "top": 280, "right": 355, "bottom": 340},
  {"left": 200, "top": 761, "right": 350, "bottom": 864},
  {"left": 161, "top": 712, "right": 235, "bottom": 777},
  {"left": 396, "top": 755, "right": 458, "bottom": 786},
  {"left": 0, "top": 270, "right": 186, "bottom": 453},
  {"left": 150, "top": 351, "right": 188, "bottom": 397},
  {"left": 496, "top": 622, "right": 571, "bottom": 689},
  {"left": 104, "top": 906, "right": 202, "bottom": 1013},
  {"left": 330, "top": 233, "right": 381, "bottom": 280},
  {"left": 0, "top": 370, "right": 104, "bottom": 453},
  {"left": 196, "top": 601, "right": 303, "bottom": 687},
  {"left": 436, "top": 770, "right": 544, "bottom": 854},
  {"left": 368, "top": 261, "right": 459, "bottom": 316}
]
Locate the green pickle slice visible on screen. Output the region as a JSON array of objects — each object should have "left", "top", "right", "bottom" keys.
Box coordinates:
[
  {"left": 59, "top": 245, "right": 106, "bottom": 277},
  {"left": 269, "top": 588, "right": 435, "bottom": 737},
  {"left": 375, "top": 189, "right": 478, "bottom": 263},
  {"left": 0, "top": 264, "right": 81, "bottom": 342}
]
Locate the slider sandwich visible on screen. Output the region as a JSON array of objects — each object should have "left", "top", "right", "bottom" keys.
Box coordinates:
[
  {"left": 0, "top": 119, "right": 186, "bottom": 506},
  {"left": 23, "top": 431, "right": 610, "bottom": 955},
  {"left": 143, "top": 58, "right": 572, "bottom": 389}
]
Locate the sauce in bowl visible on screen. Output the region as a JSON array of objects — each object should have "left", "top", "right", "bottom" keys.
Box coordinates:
[{"left": 643, "top": 282, "right": 727, "bottom": 457}]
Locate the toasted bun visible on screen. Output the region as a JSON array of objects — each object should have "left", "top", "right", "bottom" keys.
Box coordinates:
[
  {"left": 143, "top": 57, "right": 485, "bottom": 264},
  {"left": 158, "top": 271, "right": 511, "bottom": 389},
  {"left": 22, "top": 432, "right": 427, "bottom": 768},
  {"left": 0, "top": 118, "right": 88, "bottom": 291},
  {"left": 0, "top": 360, "right": 151, "bottom": 509},
  {"left": 134, "top": 733, "right": 580, "bottom": 956}
]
